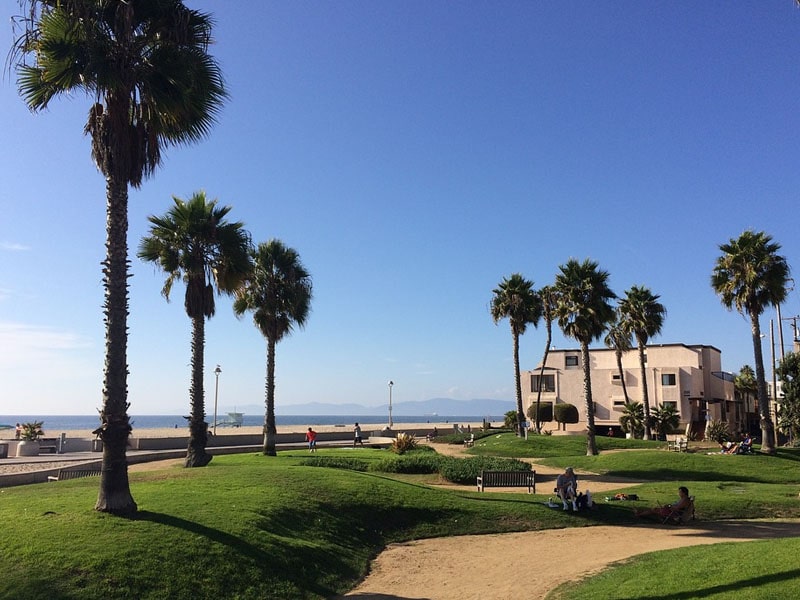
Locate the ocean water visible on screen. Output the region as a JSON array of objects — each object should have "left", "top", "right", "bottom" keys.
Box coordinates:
[{"left": 0, "top": 414, "right": 492, "bottom": 432}]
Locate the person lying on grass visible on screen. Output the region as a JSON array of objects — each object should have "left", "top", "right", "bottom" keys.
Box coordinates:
[{"left": 634, "top": 486, "right": 691, "bottom": 519}]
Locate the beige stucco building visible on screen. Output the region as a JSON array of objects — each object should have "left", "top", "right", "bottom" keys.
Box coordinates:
[{"left": 523, "top": 344, "right": 746, "bottom": 437}]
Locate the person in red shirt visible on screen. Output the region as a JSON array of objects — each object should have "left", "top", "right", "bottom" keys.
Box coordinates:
[{"left": 306, "top": 427, "right": 317, "bottom": 453}]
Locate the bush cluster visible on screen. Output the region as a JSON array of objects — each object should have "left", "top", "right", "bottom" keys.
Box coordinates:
[
  {"left": 368, "top": 452, "right": 443, "bottom": 474},
  {"left": 298, "top": 457, "right": 369, "bottom": 471},
  {"left": 437, "top": 456, "right": 531, "bottom": 485}
]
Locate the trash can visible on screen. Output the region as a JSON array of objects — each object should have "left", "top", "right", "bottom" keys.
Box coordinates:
[{"left": 0, "top": 443, "right": 8, "bottom": 459}]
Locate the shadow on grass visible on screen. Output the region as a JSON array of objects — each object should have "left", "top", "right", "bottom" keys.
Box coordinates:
[
  {"left": 135, "top": 510, "right": 338, "bottom": 597},
  {"left": 635, "top": 568, "right": 800, "bottom": 599},
  {"left": 136, "top": 510, "right": 269, "bottom": 562}
]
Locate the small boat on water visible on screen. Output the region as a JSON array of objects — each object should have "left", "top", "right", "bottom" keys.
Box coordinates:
[{"left": 215, "top": 412, "right": 244, "bottom": 428}]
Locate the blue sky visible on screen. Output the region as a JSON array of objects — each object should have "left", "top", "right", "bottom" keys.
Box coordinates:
[{"left": 2, "top": 1, "right": 800, "bottom": 415}]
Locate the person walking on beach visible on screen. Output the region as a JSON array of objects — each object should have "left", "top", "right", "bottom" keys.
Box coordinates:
[
  {"left": 354, "top": 423, "right": 364, "bottom": 447},
  {"left": 306, "top": 427, "right": 318, "bottom": 453},
  {"left": 14, "top": 423, "right": 21, "bottom": 440}
]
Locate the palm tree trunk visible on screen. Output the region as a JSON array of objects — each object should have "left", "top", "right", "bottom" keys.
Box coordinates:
[
  {"left": 513, "top": 328, "right": 525, "bottom": 437},
  {"left": 581, "top": 342, "right": 598, "bottom": 455},
  {"left": 186, "top": 315, "right": 211, "bottom": 467},
  {"left": 263, "top": 338, "right": 277, "bottom": 456},
  {"left": 751, "top": 314, "right": 776, "bottom": 454},
  {"left": 638, "top": 340, "right": 652, "bottom": 440},
  {"left": 616, "top": 349, "right": 631, "bottom": 404},
  {"left": 94, "top": 177, "right": 137, "bottom": 515},
  {"left": 534, "top": 322, "right": 552, "bottom": 433}
]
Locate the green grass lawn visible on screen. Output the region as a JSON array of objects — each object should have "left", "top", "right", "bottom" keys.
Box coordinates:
[{"left": 1, "top": 436, "right": 799, "bottom": 599}]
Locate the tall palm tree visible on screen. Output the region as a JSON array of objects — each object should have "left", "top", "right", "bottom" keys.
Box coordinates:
[
  {"left": 554, "top": 258, "right": 616, "bottom": 455},
  {"left": 139, "top": 192, "right": 251, "bottom": 467},
  {"left": 604, "top": 318, "right": 633, "bottom": 407},
  {"left": 533, "top": 285, "right": 557, "bottom": 433},
  {"left": 618, "top": 286, "right": 667, "bottom": 440},
  {"left": 491, "top": 274, "right": 542, "bottom": 436},
  {"left": 12, "top": 0, "right": 226, "bottom": 514},
  {"left": 712, "top": 230, "right": 790, "bottom": 454},
  {"left": 233, "top": 240, "right": 313, "bottom": 456}
]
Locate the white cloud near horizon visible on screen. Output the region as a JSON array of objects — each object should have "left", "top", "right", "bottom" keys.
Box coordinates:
[
  {"left": 0, "top": 321, "right": 93, "bottom": 369},
  {"left": 1, "top": 241, "right": 30, "bottom": 251}
]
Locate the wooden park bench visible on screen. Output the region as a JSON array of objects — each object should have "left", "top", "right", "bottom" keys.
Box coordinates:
[
  {"left": 463, "top": 433, "right": 475, "bottom": 448},
  {"left": 476, "top": 470, "right": 536, "bottom": 493},
  {"left": 47, "top": 467, "right": 101, "bottom": 482}
]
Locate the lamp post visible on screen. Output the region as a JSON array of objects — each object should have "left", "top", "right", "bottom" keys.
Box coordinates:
[
  {"left": 388, "top": 380, "right": 394, "bottom": 428},
  {"left": 213, "top": 365, "right": 222, "bottom": 436}
]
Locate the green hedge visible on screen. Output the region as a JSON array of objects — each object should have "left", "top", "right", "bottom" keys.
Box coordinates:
[
  {"left": 298, "top": 457, "right": 369, "bottom": 471},
  {"left": 438, "top": 456, "right": 531, "bottom": 485}
]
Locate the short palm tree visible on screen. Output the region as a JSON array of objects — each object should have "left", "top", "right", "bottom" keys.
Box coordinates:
[
  {"left": 491, "top": 274, "right": 542, "bottom": 436},
  {"left": 533, "top": 285, "right": 557, "bottom": 433},
  {"left": 139, "top": 192, "right": 251, "bottom": 467},
  {"left": 735, "top": 364, "right": 758, "bottom": 429},
  {"left": 618, "top": 286, "right": 667, "bottom": 440},
  {"left": 651, "top": 403, "right": 680, "bottom": 440},
  {"left": 604, "top": 318, "right": 633, "bottom": 407},
  {"left": 619, "top": 401, "right": 644, "bottom": 438},
  {"left": 712, "top": 230, "right": 790, "bottom": 454},
  {"left": 554, "top": 258, "right": 616, "bottom": 455},
  {"left": 12, "top": 0, "right": 226, "bottom": 514},
  {"left": 233, "top": 240, "right": 313, "bottom": 456}
]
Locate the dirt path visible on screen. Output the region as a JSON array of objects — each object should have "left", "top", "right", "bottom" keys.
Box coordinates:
[{"left": 338, "top": 520, "right": 800, "bottom": 600}]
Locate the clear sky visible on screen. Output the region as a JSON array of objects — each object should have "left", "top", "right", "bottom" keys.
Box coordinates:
[{"left": 2, "top": 1, "right": 800, "bottom": 415}]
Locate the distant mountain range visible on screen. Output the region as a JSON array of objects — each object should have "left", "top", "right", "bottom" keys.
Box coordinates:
[{"left": 226, "top": 398, "right": 514, "bottom": 417}]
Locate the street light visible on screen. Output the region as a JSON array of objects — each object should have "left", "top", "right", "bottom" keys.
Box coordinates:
[
  {"left": 213, "top": 365, "right": 222, "bottom": 435},
  {"left": 388, "top": 380, "right": 394, "bottom": 428}
]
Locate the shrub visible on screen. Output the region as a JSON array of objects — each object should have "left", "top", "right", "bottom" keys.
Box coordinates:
[
  {"left": 504, "top": 410, "right": 519, "bottom": 429},
  {"left": 554, "top": 403, "right": 579, "bottom": 430},
  {"left": 368, "top": 453, "right": 443, "bottom": 474},
  {"left": 298, "top": 457, "right": 369, "bottom": 471},
  {"left": 391, "top": 432, "right": 418, "bottom": 454},
  {"left": 19, "top": 421, "right": 45, "bottom": 441},
  {"left": 437, "top": 456, "right": 531, "bottom": 485},
  {"left": 527, "top": 401, "right": 553, "bottom": 425},
  {"left": 705, "top": 420, "right": 731, "bottom": 445},
  {"left": 619, "top": 401, "right": 645, "bottom": 438}
]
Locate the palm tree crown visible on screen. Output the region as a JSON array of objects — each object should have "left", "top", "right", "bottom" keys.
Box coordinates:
[
  {"left": 139, "top": 191, "right": 251, "bottom": 467},
  {"left": 234, "top": 240, "right": 313, "bottom": 344},
  {"left": 711, "top": 230, "right": 789, "bottom": 318},
  {"left": 15, "top": 0, "right": 226, "bottom": 186},
  {"left": 554, "top": 259, "right": 616, "bottom": 344},
  {"left": 139, "top": 192, "right": 252, "bottom": 318},
  {"left": 234, "top": 240, "right": 313, "bottom": 456}
]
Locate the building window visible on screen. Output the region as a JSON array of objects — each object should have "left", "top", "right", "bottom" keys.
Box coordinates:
[
  {"left": 661, "top": 373, "right": 676, "bottom": 386},
  {"left": 565, "top": 355, "right": 579, "bottom": 367},
  {"left": 531, "top": 374, "right": 555, "bottom": 393},
  {"left": 611, "top": 373, "right": 622, "bottom": 384},
  {"left": 662, "top": 401, "right": 678, "bottom": 414}
]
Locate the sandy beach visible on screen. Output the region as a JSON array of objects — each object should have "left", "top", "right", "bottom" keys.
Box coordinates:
[{"left": 1, "top": 421, "right": 484, "bottom": 442}]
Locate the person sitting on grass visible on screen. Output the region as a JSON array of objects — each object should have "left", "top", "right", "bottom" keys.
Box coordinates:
[
  {"left": 635, "top": 486, "right": 691, "bottom": 519},
  {"left": 739, "top": 432, "right": 753, "bottom": 454},
  {"left": 556, "top": 467, "right": 578, "bottom": 511},
  {"left": 719, "top": 441, "right": 739, "bottom": 454}
]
